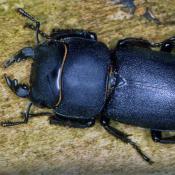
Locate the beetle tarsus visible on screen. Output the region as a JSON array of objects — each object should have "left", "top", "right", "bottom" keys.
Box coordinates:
[
  {"left": 1, "top": 103, "right": 32, "bottom": 127},
  {"left": 1, "top": 120, "right": 27, "bottom": 127},
  {"left": 100, "top": 116, "right": 154, "bottom": 164}
]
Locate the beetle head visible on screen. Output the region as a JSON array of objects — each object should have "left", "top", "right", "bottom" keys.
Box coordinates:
[{"left": 29, "top": 41, "right": 66, "bottom": 108}]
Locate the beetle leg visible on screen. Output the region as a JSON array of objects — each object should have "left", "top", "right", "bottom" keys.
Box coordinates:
[
  {"left": 160, "top": 36, "right": 175, "bottom": 52},
  {"left": 16, "top": 8, "right": 40, "bottom": 45},
  {"left": 100, "top": 115, "right": 154, "bottom": 164},
  {"left": 151, "top": 130, "right": 175, "bottom": 144},
  {"left": 4, "top": 74, "right": 29, "bottom": 98},
  {"left": 4, "top": 47, "right": 34, "bottom": 68},
  {"left": 116, "top": 38, "right": 153, "bottom": 50},
  {"left": 50, "top": 28, "right": 97, "bottom": 41},
  {"left": 49, "top": 115, "right": 95, "bottom": 128},
  {"left": 24, "top": 23, "right": 50, "bottom": 39},
  {"left": 21, "top": 111, "right": 53, "bottom": 118},
  {"left": 1, "top": 102, "right": 32, "bottom": 127}
]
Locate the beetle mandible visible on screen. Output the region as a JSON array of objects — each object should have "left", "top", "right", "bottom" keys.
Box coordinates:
[{"left": 1, "top": 8, "right": 175, "bottom": 165}]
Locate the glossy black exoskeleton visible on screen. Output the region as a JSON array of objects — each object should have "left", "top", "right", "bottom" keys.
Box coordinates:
[{"left": 2, "top": 8, "right": 175, "bottom": 164}]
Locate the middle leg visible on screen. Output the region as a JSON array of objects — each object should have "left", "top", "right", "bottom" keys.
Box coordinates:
[{"left": 49, "top": 114, "right": 95, "bottom": 128}]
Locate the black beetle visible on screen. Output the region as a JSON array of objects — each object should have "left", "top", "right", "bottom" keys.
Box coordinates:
[{"left": 2, "top": 8, "right": 175, "bottom": 165}]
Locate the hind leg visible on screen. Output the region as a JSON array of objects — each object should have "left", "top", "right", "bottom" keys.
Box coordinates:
[{"left": 100, "top": 115, "right": 153, "bottom": 164}]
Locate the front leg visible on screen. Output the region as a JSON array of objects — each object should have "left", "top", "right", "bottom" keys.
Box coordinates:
[
  {"left": 49, "top": 114, "right": 95, "bottom": 128},
  {"left": 1, "top": 103, "right": 32, "bottom": 127}
]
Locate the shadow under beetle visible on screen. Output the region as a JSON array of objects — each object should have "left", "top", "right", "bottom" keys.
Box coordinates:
[{"left": 2, "top": 8, "right": 175, "bottom": 164}]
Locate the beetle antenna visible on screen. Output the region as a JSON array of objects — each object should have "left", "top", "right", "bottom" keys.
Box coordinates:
[{"left": 16, "top": 8, "right": 40, "bottom": 45}]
